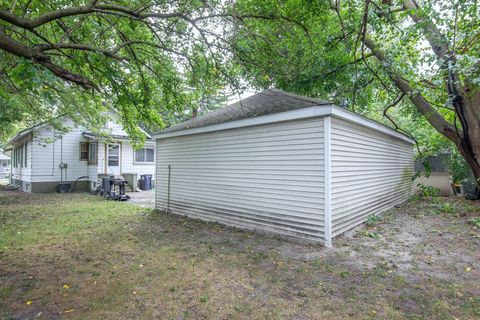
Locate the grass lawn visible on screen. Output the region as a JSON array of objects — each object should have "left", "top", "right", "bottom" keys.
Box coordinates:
[{"left": 0, "top": 190, "right": 479, "bottom": 319}]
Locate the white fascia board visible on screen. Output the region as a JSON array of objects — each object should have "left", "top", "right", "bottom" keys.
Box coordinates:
[
  {"left": 329, "top": 106, "right": 415, "bottom": 144},
  {"left": 138, "top": 127, "right": 152, "bottom": 139},
  {"left": 154, "top": 105, "right": 334, "bottom": 139},
  {"left": 83, "top": 133, "right": 97, "bottom": 140},
  {"left": 154, "top": 104, "right": 415, "bottom": 144}
]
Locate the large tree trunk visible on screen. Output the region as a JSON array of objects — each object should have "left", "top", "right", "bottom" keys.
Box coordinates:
[
  {"left": 457, "top": 90, "right": 480, "bottom": 181},
  {"left": 361, "top": 1, "right": 480, "bottom": 185}
]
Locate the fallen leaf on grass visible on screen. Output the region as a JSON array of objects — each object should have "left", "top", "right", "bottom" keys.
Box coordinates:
[
  {"left": 26, "top": 300, "right": 32, "bottom": 305},
  {"left": 63, "top": 284, "right": 70, "bottom": 289}
]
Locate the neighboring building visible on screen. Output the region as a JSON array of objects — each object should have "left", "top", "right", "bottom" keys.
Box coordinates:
[
  {"left": 0, "top": 152, "right": 10, "bottom": 178},
  {"left": 8, "top": 113, "right": 155, "bottom": 193},
  {"left": 414, "top": 154, "right": 452, "bottom": 196},
  {"left": 154, "top": 89, "right": 414, "bottom": 246}
]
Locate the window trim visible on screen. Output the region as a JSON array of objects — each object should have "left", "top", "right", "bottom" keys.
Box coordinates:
[
  {"left": 134, "top": 147, "right": 155, "bottom": 164},
  {"left": 24, "top": 142, "right": 28, "bottom": 168},
  {"left": 79, "top": 142, "right": 89, "bottom": 161},
  {"left": 107, "top": 143, "right": 120, "bottom": 167},
  {"left": 87, "top": 142, "right": 98, "bottom": 165},
  {"left": 12, "top": 147, "right": 16, "bottom": 168},
  {"left": 20, "top": 143, "right": 24, "bottom": 168}
]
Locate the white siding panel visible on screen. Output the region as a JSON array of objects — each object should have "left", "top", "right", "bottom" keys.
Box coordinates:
[
  {"left": 97, "top": 142, "right": 106, "bottom": 174},
  {"left": 156, "top": 118, "right": 326, "bottom": 242},
  {"left": 10, "top": 134, "right": 32, "bottom": 191},
  {"left": 121, "top": 141, "right": 156, "bottom": 176},
  {"left": 330, "top": 117, "right": 414, "bottom": 237},
  {"left": 31, "top": 120, "right": 90, "bottom": 182}
]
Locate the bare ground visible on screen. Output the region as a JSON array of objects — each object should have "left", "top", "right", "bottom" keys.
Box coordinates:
[{"left": 0, "top": 190, "right": 479, "bottom": 319}]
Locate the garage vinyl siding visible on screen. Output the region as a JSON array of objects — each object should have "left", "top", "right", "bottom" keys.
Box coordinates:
[
  {"left": 330, "top": 117, "right": 414, "bottom": 237},
  {"left": 156, "top": 117, "right": 326, "bottom": 241}
]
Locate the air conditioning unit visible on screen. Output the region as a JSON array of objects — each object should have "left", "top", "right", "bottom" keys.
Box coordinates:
[{"left": 58, "top": 182, "right": 71, "bottom": 193}]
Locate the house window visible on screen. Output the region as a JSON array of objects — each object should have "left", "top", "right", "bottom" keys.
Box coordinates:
[
  {"left": 80, "top": 142, "right": 88, "bottom": 160},
  {"left": 80, "top": 142, "right": 98, "bottom": 165},
  {"left": 134, "top": 148, "right": 154, "bottom": 163},
  {"left": 88, "top": 142, "right": 97, "bottom": 165},
  {"left": 15, "top": 147, "right": 18, "bottom": 168},
  {"left": 20, "top": 144, "right": 24, "bottom": 168},
  {"left": 24, "top": 142, "right": 28, "bottom": 167},
  {"left": 107, "top": 144, "right": 120, "bottom": 166}
]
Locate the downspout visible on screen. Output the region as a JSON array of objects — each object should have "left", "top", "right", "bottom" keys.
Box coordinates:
[
  {"left": 9, "top": 151, "right": 12, "bottom": 184},
  {"left": 51, "top": 129, "right": 55, "bottom": 176},
  {"left": 60, "top": 135, "right": 63, "bottom": 182}
]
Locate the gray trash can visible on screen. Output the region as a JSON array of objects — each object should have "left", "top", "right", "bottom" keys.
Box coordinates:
[{"left": 140, "top": 174, "right": 153, "bottom": 190}]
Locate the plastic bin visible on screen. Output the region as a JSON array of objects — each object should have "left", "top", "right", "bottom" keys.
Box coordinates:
[{"left": 140, "top": 174, "right": 153, "bottom": 190}]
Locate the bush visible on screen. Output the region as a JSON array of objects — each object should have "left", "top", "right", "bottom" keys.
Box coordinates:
[
  {"left": 416, "top": 183, "right": 440, "bottom": 198},
  {"left": 365, "top": 215, "right": 381, "bottom": 227},
  {"left": 439, "top": 202, "right": 455, "bottom": 213},
  {"left": 448, "top": 151, "right": 472, "bottom": 184}
]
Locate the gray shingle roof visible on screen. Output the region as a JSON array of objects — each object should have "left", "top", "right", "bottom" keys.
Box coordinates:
[{"left": 161, "top": 89, "right": 331, "bottom": 133}]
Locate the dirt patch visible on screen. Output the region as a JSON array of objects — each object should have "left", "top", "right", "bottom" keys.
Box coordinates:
[{"left": 0, "top": 192, "right": 479, "bottom": 319}]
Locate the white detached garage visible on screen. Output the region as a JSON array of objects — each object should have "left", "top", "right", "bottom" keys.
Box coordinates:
[{"left": 154, "top": 89, "right": 414, "bottom": 246}]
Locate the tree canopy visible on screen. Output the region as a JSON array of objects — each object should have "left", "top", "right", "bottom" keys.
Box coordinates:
[
  {"left": 0, "top": 0, "right": 247, "bottom": 144},
  {"left": 230, "top": 0, "right": 480, "bottom": 178}
]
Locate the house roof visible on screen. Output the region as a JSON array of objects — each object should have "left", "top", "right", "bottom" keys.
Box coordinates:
[
  {"left": 8, "top": 112, "right": 151, "bottom": 146},
  {"left": 0, "top": 153, "right": 10, "bottom": 160},
  {"left": 161, "top": 89, "right": 331, "bottom": 134},
  {"left": 8, "top": 122, "right": 46, "bottom": 145},
  {"left": 82, "top": 132, "right": 153, "bottom": 141},
  {"left": 154, "top": 88, "right": 415, "bottom": 144}
]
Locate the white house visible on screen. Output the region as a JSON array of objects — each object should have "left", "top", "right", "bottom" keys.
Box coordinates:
[
  {"left": 154, "top": 89, "right": 414, "bottom": 246},
  {"left": 0, "top": 152, "right": 10, "bottom": 178},
  {"left": 8, "top": 113, "right": 155, "bottom": 193}
]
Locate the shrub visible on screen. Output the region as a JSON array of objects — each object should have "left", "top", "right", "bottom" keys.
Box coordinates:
[
  {"left": 439, "top": 202, "right": 455, "bottom": 214},
  {"left": 448, "top": 151, "right": 472, "bottom": 184},
  {"left": 416, "top": 183, "right": 440, "bottom": 198},
  {"left": 365, "top": 215, "right": 381, "bottom": 227}
]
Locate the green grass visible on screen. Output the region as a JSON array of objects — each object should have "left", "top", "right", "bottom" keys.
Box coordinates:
[{"left": 0, "top": 191, "right": 479, "bottom": 320}]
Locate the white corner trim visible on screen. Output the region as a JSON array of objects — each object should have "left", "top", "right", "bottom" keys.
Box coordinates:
[
  {"left": 323, "top": 116, "right": 332, "bottom": 248},
  {"left": 154, "top": 104, "right": 415, "bottom": 144}
]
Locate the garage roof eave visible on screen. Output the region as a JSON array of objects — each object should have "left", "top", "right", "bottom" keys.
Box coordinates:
[
  {"left": 153, "top": 105, "right": 415, "bottom": 145},
  {"left": 153, "top": 104, "right": 333, "bottom": 139}
]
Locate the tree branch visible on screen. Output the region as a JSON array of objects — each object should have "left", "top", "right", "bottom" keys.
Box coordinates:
[
  {"left": 0, "top": 30, "right": 97, "bottom": 89},
  {"left": 363, "top": 35, "right": 460, "bottom": 144}
]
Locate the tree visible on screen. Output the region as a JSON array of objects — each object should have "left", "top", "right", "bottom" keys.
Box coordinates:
[
  {"left": 0, "top": 0, "right": 240, "bottom": 145},
  {"left": 231, "top": 0, "right": 480, "bottom": 181}
]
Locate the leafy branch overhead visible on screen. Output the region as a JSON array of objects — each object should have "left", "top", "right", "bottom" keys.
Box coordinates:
[
  {"left": 0, "top": 0, "right": 286, "bottom": 141},
  {"left": 231, "top": 0, "right": 480, "bottom": 180}
]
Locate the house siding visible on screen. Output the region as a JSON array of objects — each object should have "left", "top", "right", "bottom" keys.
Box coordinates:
[
  {"left": 10, "top": 133, "right": 32, "bottom": 191},
  {"left": 95, "top": 141, "right": 155, "bottom": 176},
  {"left": 121, "top": 142, "right": 156, "bottom": 175},
  {"left": 11, "top": 115, "right": 155, "bottom": 193},
  {"left": 31, "top": 120, "right": 90, "bottom": 183},
  {"left": 330, "top": 117, "right": 414, "bottom": 237},
  {"left": 155, "top": 117, "right": 326, "bottom": 242}
]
